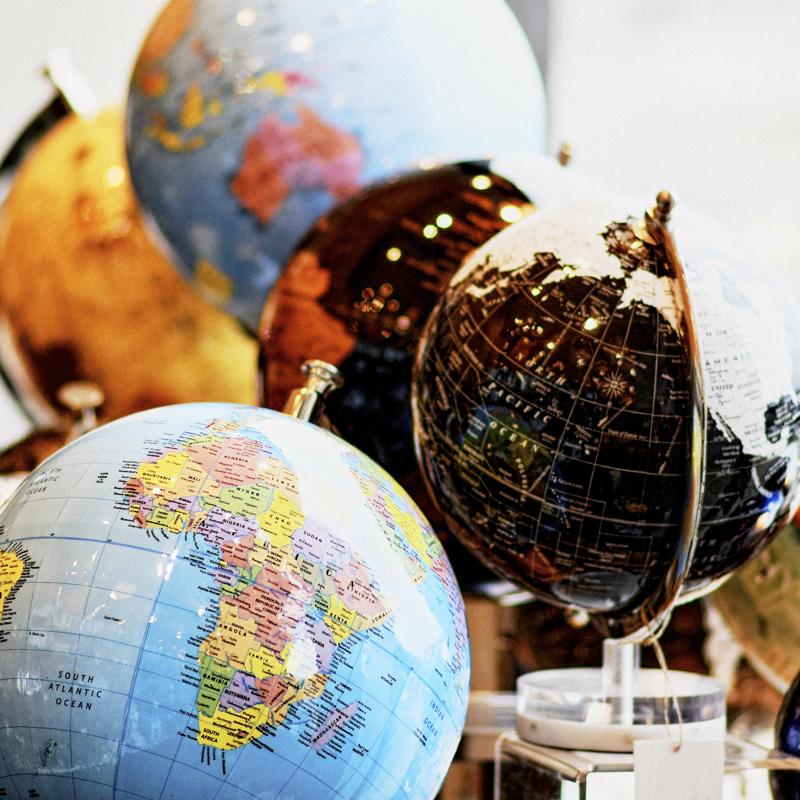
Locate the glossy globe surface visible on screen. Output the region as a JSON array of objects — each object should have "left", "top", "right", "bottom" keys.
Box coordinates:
[
  {"left": 259, "top": 156, "right": 601, "bottom": 585},
  {"left": 772, "top": 666, "right": 800, "bottom": 798},
  {"left": 713, "top": 525, "right": 800, "bottom": 692},
  {"left": 260, "top": 160, "right": 532, "bottom": 548},
  {"left": 0, "top": 404, "right": 468, "bottom": 799},
  {"left": 0, "top": 108, "right": 256, "bottom": 422},
  {"left": 412, "top": 203, "right": 800, "bottom": 636},
  {"left": 126, "top": 0, "right": 547, "bottom": 330}
]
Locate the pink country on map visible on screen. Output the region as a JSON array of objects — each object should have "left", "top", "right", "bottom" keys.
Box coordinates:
[
  {"left": 126, "top": 0, "right": 548, "bottom": 335},
  {"left": 230, "top": 103, "right": 364, "bottom": 224}
]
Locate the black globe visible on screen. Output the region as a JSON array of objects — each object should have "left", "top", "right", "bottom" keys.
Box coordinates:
[
  {"left": 412, "top": 202, "right": 800, "bottom": 637},
  {"left": 260, "top": 157, "right": 594, "bottom": 587}
]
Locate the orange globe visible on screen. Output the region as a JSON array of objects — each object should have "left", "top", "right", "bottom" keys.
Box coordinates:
[{"left": 0, "top": 108, "right": 256, "bottom": 421}]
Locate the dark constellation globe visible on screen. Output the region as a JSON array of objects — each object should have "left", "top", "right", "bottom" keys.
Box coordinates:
[
  {"left": 664, "top": 209, "right": 800, "bottom": 599},
  {"left": 412, "top": 200, "right": 800, "bottom": 637},
  {"left": 259, "top": 157, "right": 598, "bottom": 582}
]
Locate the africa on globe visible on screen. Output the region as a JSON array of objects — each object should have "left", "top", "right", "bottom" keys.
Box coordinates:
[{"left": 0, "top": 404, "right": 468, "bottom": 799}]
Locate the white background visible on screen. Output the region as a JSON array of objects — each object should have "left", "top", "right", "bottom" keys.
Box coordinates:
[
  {"left": 1, "top": 0, "right": 799, "bottom": 274},
  {"left": 0, "top": 0, "right": 164, "bottom": 153},
  {"left": 549, "top": 0, "right": 800, "bottom": 284}
]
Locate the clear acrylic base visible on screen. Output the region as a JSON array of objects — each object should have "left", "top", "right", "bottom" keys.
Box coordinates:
[
  {"left": 495, "top": 732, "right": 800, "bottom": 799},
  {"left": 516, "top": 666, "right": 726, "bottom": 751}
]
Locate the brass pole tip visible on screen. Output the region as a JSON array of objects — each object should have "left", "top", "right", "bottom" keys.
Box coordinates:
[
  {"left": 557, "top": 142, "right": 572, "bottom": 167},
  {"left": 283, "top": 360, "right": 344, "bottom": 423},
  {"left": 56, "top": 381, "right": 105, "bottom": 413},
  {"left": 654, "top": 190, "right": 675, "bottom": 223},
  {"left": 300, "top": 359, "right": 344, "bottom": 391},
  {"left": 564, "top": 607, "right": 591, "bottom": 629}
]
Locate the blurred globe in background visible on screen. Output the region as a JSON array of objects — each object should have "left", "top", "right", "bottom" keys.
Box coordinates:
[
  {"left": 125, "top": 0, "right": 548, "bottom": 330},
  {"left": 0, "top": 108, "right": 256, "bottom": 424},
  {"left": 0, "top": 403, "right": 468, "bottom": 799},
  {"left": 259, "top": 155, "right": 602, "bottom": 584},
  {"left": 713, "top": 524, "right": 800, "bottom": 692},
  {"left": 412, "top": 202, "right": 800, "bottom": 637}
]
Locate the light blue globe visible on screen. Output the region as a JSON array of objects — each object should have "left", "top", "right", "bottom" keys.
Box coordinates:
[
  {"left": 125, "top": 0, "right": 547, "bottom": 330},
  {"left": 0, "top": 404, "right": 469, "bottom": 799}
]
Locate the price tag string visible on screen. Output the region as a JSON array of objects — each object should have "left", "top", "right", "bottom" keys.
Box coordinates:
[{"left": 643, "top": 618, "right": 684, "bottom": 752}]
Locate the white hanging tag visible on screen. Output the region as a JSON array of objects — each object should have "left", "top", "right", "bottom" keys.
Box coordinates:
[{"left": 634, "top": 739, "right": 724, "bottom": 800}]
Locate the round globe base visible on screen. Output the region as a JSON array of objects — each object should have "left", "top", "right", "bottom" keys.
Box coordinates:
[{"left": 516, "top": 668, "right": 726, "bottom": 752}]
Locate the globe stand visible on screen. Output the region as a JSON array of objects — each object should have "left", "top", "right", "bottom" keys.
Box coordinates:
[
  {"left": 511, "top": 191, "right": 726, "bottom": 751},
  {"left": 515, "top": 638, "right": 726, "bottom": 752}
]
